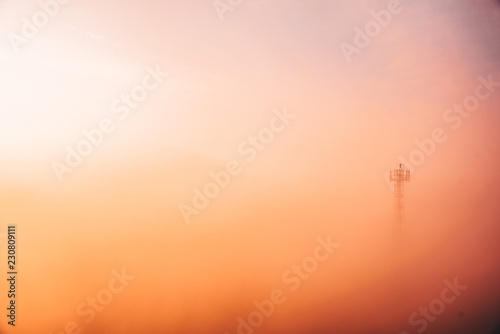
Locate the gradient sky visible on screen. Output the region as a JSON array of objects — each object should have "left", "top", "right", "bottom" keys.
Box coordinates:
[{"left": 0, "top": 0, "right": 499, "bottom": 333}]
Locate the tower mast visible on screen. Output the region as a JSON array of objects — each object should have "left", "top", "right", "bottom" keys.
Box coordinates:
[{"left": 390, "top": 164, "right": 410, "bottom": 238}]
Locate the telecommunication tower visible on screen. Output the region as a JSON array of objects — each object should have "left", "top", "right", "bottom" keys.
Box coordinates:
[{"left": 390, "top": 164, "right": 410, "bottom": 238}]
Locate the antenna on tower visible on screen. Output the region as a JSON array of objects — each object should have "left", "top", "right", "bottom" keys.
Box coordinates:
[{"left": 390, "top": 164, "right": 410, "bottom": 240}]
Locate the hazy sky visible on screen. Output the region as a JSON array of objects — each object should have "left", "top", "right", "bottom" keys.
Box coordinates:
[{"left": 0, "top": 1, "right": 499, "bottom": 334}]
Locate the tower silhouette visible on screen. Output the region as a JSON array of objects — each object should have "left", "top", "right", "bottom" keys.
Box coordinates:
[{"left": 390, "top": 164, "right": 410, "bottom": 239}]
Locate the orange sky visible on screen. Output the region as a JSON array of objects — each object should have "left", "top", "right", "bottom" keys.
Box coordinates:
[{"left": 0, "top": 0, "right": 499, "bottom": 333}]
